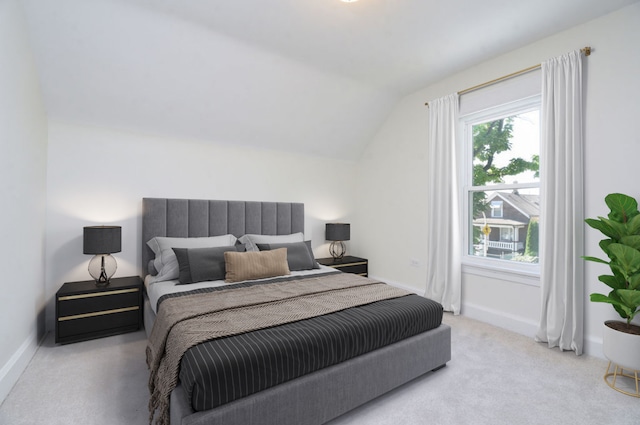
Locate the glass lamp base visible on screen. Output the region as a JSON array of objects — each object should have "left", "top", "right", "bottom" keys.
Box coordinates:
[
  {"left": 329, "top": 241, "right": 346, "bottom": 261},
  {"left": 88, "top": 254, "right": 117, "bottom": 286}
]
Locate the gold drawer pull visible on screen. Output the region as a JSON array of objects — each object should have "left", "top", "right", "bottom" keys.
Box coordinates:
[
  {"left": 331, "top": 262, "right": 367, "bottom": 268},
  {"left": 58, "top": 306, "right": 139, "bottom": 321},
  {"left": 59, "top": 288, "right": 139, "bottom": 301}
]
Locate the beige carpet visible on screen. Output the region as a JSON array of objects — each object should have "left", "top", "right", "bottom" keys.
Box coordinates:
[{"left": 0, "top": 314, "right": 637, "bottom": 425}]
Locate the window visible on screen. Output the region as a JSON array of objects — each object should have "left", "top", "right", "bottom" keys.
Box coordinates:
[
  {"left": 499, "top": 227, "right": 514, "bottom": 241},
  {"left": 461, "top": 96, "right": 541, "bottom": 274},
  {"left": 490, "top": 200, "right": 503, "bottom": 218}
]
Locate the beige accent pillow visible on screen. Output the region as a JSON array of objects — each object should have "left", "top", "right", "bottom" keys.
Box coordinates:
[{"left": 224, "top": 248, "right": 290, "bottom": 283}]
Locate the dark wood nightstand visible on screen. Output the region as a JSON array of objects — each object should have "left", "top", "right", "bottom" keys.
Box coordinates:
[
  {"left": 316, "top": 256, "right": 368, "bottom": 277},
  {"left": 55, "top": 276, "right": 143, "bottom": 344}
]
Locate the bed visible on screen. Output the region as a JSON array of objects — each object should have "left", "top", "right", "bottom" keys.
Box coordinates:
[{"left": 142, "top": 198, "right": 451, "bottom": 425}]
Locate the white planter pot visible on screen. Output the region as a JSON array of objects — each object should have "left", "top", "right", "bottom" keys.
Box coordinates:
[{"left": 603, "top": 321, "right": 640, "bottom": 371}]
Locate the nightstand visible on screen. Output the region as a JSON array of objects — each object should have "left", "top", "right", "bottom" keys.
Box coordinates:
[
  {"left": 55, "top": 276, "right": 143, "bottom": 344},
  {"left": 316, "top": 256, "right": 368, "bottom": 277}
]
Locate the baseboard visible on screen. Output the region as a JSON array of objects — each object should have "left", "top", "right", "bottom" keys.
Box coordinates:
[
  {"left": 371, "top": 276, "right": 605, "bottom": 359},
  {"left": 461, "top": 302, "right": 539, "bottom": 337},
  {"left": 377, "top": 277, "right": 538, "bottom": 337},
  {"left": 377, "top": 278, "right": 536, "bottom": 334},
  {"left": 462, "top": 302, "right": 605, "bottom": 359},
  {"left": 583, "top": 334, "right": 604, "bottom": 360},
  {"left": 0, "top": 330, "right": 40, "bottom": 405},
  {"left": 371, "top": 276, "right": 422, "bottom": 295}
]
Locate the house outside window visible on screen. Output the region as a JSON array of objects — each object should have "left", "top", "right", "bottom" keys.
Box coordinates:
[{"left": 461, "top": 95, "right": 541, "bottom": 277}]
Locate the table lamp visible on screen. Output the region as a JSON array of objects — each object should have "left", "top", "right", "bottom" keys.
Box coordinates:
[
  {"left": 83, "top": 225, "right": 121, "bottom": 286},
  {"left": 326, "top": 223, "right": 350, "bottom": 261}
]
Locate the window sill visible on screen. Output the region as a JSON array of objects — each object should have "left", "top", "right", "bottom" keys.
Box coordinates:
[{"left": 462, "top": 258, "right": 540, "bottom": 287}]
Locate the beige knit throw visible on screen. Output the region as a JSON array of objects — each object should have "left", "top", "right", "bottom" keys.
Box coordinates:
[{"left": 146, "top": 273, "right": 410, "bottom": 425}]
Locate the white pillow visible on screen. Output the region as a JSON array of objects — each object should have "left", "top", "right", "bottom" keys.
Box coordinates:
[
  {"left": 147, "top": 235, "right": 237, "bottom": 283},
  {"left": 238, "top": 232, "right": 304, "bottom": 252}
]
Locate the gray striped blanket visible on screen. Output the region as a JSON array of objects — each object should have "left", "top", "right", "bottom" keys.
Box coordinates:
[{"left": 146, "top": 273, "right": 411, "bottom": 425}]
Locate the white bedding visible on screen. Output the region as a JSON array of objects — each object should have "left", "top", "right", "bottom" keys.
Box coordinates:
[{"left": 145, "top": 265, "right": 336, "bottom": 314}]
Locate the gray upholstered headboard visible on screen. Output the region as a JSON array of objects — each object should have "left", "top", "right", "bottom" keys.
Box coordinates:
[{"left": 141, "top": 198, "right": 304, "bottom": 274}]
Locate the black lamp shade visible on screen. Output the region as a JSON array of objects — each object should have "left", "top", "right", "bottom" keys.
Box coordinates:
[
  {"left": 83, "top": 226, "right": 122, "bottom": 254},
  {"left": 326, "top": 223, "right": 350, "bottom": 241}
]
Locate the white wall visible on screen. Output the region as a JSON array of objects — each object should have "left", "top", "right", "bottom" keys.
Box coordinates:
[
  {"left": 21, "top": 0, "right": 397, "bottom": 161},
  {"left": 0, "top": 0, "right": 48, "bottom": 403},
  {"left": 43, "top": 121, "right": 357, "bottom": 330},
  {"left": 355, "top": 2, "right": 640, "bottom": 357}
]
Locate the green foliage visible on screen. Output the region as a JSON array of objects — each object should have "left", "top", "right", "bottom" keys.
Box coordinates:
[
  {"left": 524, "top": 217, "right": 539, "bottom": 257},
  {"left": 471, "top": 118, "right": 540, "bottom": 215},
  {"left": 472, "top": 118, "right": 539, "bottom": 187},
  {"left": 584, "top": 193, "right": 640, "bottom": 325},
  {"left": 512, "top": 254, "right": 538, "bottom": 263}
]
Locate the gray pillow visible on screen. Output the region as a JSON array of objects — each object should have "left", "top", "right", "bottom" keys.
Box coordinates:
[
  {"left": 238, "top": 232, "right": 305, "bottom": 252},
  {"left": 172, "top": 245, "right": 244, "bottom": 284},
  {"left": 147, "top": 234, "right": 238, "bottom": 282},
  {"left": 256, "top": 241, "right": 319, "bottom": 271}
]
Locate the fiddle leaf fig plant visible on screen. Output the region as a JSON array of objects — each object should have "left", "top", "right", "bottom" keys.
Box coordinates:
[{"left": 584, "top": 193, "right": 640, "bottom": 327}]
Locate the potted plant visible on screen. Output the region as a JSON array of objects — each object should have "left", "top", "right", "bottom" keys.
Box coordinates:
[{"left": 584, "top": 193, "right": 640, "bottom": 390}]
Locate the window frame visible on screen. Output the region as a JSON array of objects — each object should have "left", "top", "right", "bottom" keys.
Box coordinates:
[{"left": 459, "top": 95, "right": 541, "bottom": 286}]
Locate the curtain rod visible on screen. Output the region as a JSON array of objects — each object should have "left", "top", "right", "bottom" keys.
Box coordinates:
[{"left": 424, "top": 46, "right": 591, "bottom": 106}]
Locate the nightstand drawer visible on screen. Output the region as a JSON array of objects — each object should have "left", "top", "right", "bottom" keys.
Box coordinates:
[
  {"left": 57, "top": 309, "right": 140, "bottom": 343},
  {"left": 58, "top": 289, "right": 140, "bottom": 318},
  {"left": 330, "top": 262, "right": 368, "bottom": 276},
  {"left": 316, "top": 256, "right": 368, "bottom": 277},
  {"left": 55, "top": 276, "right": 143, "bottom": 344}
]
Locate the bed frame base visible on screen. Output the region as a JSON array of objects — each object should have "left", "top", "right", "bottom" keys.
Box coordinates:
[{"left": 169, "top": 324, "right": 451, "bottom": 425}]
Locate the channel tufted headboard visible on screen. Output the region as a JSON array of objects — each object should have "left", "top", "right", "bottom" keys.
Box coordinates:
[{"left": 141, "top": 198, "right": 305, "bottom": 275}]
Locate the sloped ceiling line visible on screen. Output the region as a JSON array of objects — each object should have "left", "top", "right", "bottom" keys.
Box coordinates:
[{"left": 19, "top": 0, "right": 639, "bottom": 159}]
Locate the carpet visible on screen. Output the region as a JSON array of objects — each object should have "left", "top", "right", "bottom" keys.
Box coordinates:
[{"left": 0, "top": 314, "right": 637, "bottom": 424}]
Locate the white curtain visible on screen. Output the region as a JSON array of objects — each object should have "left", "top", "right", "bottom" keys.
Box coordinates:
[
  {"left": 425, "top": 94, "right": 461, "bottom": 314},
  {"left": 535, "top": 50, "right": 584, "bottom": 354}
]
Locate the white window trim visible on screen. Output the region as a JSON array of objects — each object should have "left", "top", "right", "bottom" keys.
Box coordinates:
[
  {"left": 462, "top": 259, "right": 540, "bottom": 286},
  {"left": 459, "top": 95, "right": 541, "bottom": 283}
]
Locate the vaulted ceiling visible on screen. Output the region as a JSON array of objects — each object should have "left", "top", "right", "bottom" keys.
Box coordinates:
[{"left": 20, "top": 0, "right": 639, "bottom": 159}]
